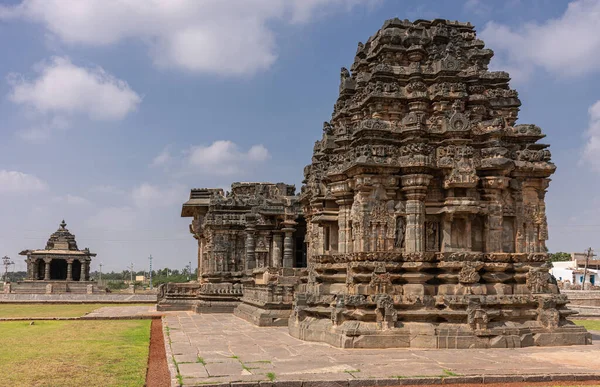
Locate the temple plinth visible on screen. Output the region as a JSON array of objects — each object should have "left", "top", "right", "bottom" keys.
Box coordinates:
[{"left": 288, "top": 18, "right": 591, "bottom": 348}]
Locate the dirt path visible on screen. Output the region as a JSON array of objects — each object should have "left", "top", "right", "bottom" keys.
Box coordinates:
[{"left": 146, "top": 318, "right": 170, "bottom": 387}]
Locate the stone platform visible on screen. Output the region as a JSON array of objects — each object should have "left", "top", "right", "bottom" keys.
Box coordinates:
[{"left": 163, "top": 313, "right": 600, "bottom": 386}]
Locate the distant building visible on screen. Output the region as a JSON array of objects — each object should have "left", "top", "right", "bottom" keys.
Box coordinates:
[{"left": 551, "top": 253, "right": 599, "bottom": 288}]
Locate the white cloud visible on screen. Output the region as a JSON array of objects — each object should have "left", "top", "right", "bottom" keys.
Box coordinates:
[
  {"left": 131, "top": 183, "right": 186, "bottom": 209},
  {"left": 89, "top": 185, "right": 126, "bottom": 196},
  {"left": 0, "top": 0, "right": 377, "bottom": 76},
  {"left": 52, "top": 194, "right": 92, "bottom": 206},
  {"left": 15, "top": 116, "right": 69, "bottom": 143},
  {"left": 151, "top": 148, "right": 172, "bottom": 168},
  {"left": 187, "top": 140, "right": 270, "bottom": 175},
  {"left": 582, "top": 100, "right": 600, "bottom": 171},
  {"left": 8, "top": 56, "right": 141, "bottom": 120},
  {"left": 0, "top": 170, "right": 48, "bottom": 194},
  {"left": 463, "top": 0, "right": 493, "bottom": 16},
  {"left": 481, "top": 0, "right": 600, "bottom": 82},
  {"left": 86, "top": 206, "right": 137, "bottom": 230}
]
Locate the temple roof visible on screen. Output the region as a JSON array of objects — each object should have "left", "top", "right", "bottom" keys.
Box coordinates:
[{"left": 19, "top": 220, "right": 96, "bottom": 257}]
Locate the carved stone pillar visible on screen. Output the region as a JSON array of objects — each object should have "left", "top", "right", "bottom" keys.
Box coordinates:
[
  {"left": 31, "top": 259, "right": 38, "bottom": 280},
  {"left": 481, "top": 176, "right": 510, "bottom": 253},
  {"left": 282, "top": 224, "right": 296, "bottom": 268},
  {"left": 66, "top": 259, "right": 74, "bottom": 281},
  {"left": 401, "top": 174, "right": 432, "bottom": 252},
  {"left": 272, "top": 232, "right": 283, "bottom": 267},
  {"left": 245, "top": 215, "right": 257, "bottom": 270},
  {"left": 197, "top": 237, "right": 204, "bottom": 280},
  {"left": 44, "top": 258, "right": 51, "bottom": 280},
  {"left": 25, "top": 257, "right": 31, "bottom": 280},
  {"left": 80, "top": 260, "right": 87, "bottom": 281}
]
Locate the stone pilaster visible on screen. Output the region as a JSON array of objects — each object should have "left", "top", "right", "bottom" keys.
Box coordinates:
[
  {"left": 282, "top": 224, "right": 296, "bottom": 268},
  {"left": 401, "top": 174, "right": 432, "bottom": 252},
  {"left": 481, "top": 176, "right": 510, "bottom": 253},
  {"left": 272, "top": 232, "right": 283, "bottom": 267},
  {"left": 245, "top": 215, "right": 257, "bottom": 270}
]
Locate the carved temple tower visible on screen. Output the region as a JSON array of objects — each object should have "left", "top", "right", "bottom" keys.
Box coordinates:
[{"left": 289, "top": 19, "right": 590, "bottom": 348}]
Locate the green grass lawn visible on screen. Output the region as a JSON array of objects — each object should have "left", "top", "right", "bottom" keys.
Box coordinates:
[
  {"left": 0, "top": 320, "right": 150, "bottom": 387},
  {"left": 572, "top": 319, "right": 600, "bottom": 331},
  {"left": 0, "top": 303, "right": 151, "bottom": 318}
]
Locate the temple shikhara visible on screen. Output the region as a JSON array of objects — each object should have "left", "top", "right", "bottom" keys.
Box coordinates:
[
  {"left": 9, "top": 221, "right": 102, "bottom": 294},
  {"left": 159, "top": 18, "right": 591, "bottom": 348}
]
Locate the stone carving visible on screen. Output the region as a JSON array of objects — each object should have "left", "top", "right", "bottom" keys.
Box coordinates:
[
  {"left": 526, "top": 267, "right": 550, "bottom": 294},
  {"left": 467, "top": 299, "right": 489, "bottom": 331},
  {"left": 369, "top": 272, "right": 392, "bottom": 294},
  {"left": 375, "top": 295, "right": 397, "bottom": 329},
  {"left": 459, "top": 262, "right": 481, "bottom": 284},
  {"left": 394, "top": 216, "right": 406, "bottom": 249},
  {"left": 425, "top": 221, "right": 440, "bottom": 251}
]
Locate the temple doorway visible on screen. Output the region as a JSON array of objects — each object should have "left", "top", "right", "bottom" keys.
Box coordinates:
[
  {"left": 73, "top": 260, "right": 82, "bottom": 281},
  {"left": 36, "top": 260, "right": 44, "bottom": 280},
  {"left": 50, "top": 259, "right": 67, "bottom": 280}
]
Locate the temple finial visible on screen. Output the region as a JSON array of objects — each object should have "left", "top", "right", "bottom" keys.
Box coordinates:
[{"left": 60, "top": 220, "right": 67, "bottom": 229}]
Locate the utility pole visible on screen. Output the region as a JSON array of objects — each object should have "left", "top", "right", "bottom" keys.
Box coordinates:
[
  {"left": 149, "top": 255, "right": 153, "bottom": 290},
  {"left": 189, "top": 261, "right": 192, "bottom": 281},
  {"left": 582, "top": 248, "right": 596, "bottom": 291},
  {"left": 129, "top": 262, "right": 134, "bottom": 283},
  {"left": 2, "top": 256, "right": 14, "bottom": 283},
  {"left": 99, "top": 262, "right": 103, "bottom": 283}
]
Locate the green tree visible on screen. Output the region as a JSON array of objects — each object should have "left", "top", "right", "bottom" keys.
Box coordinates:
[{"left": 549, "top": 252, "right": 571, "bottom": 262}]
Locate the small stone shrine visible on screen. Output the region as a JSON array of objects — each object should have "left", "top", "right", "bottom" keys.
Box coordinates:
[
  {"left": 288, "top": 18, "right": 590, "bottom": 348},
  {"left": 9, "top": 220, "right": 102, "bottom": 294}
]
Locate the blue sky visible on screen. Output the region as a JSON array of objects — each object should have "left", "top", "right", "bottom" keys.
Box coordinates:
[{"left": 0, "top": 0, "right": 599, "bottom": 273}]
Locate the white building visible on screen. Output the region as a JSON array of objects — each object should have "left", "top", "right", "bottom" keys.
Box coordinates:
[{"left": 550, "top": 253, "right": 599, "bottom": 287}]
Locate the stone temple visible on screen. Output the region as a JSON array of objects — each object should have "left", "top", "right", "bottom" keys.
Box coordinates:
[
  {"left": 160, "top": 182, "right": 307, "bottom": 321},
  {"left": 8, "top": 221, "right": 103, "bottom": 294},
  {"left": 160, "top": 18, "right": 591, "bottom": 348}
]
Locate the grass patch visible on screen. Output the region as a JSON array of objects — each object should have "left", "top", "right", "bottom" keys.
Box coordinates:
[
  {"left": 197, "top": 356, "right": 206, "bottom": 365},
  {"left": 0, "top": 303, "right": 150, "bottom": 318},
  {"left": 573, "top": 320, "right": 600, "bottom": 331},
  {"left": 266, "top": 372, "right": 276, "bottom": 381},
  {"left": 0, "top": 320, "right": 150, "bottom": 387},
  {"left": 443, "top": 369, "right": 458, "bottom": 377}
]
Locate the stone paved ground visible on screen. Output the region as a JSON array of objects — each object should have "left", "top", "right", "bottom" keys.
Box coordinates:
[
  {"left": 82, "top": 305, "right": 163, "bottom": 319},
  {"left": 163, "top": 313, "right": 600, "bottom": 386}
]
